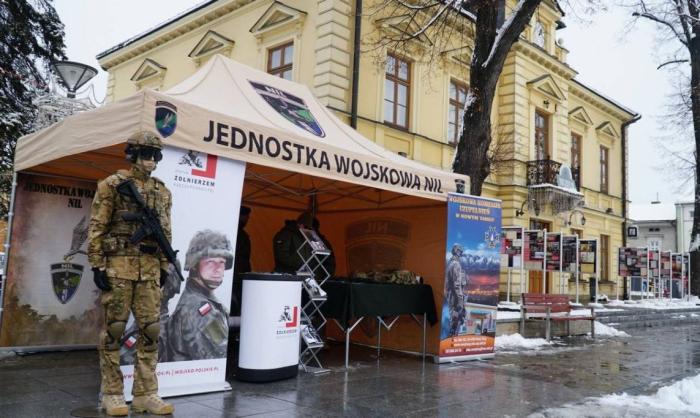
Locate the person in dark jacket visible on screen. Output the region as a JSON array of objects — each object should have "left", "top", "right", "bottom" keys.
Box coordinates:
[
  {"left": 233, "top": 206, "right": 251, "bottom": 279},
  {"left": 273, "top": 211, "right": 313, "bottom": 273}
]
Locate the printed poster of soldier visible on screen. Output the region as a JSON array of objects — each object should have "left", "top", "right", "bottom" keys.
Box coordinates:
[
  {"left": 545, "top": 233, "right": 562, "bottom": 271},
  {"left": 0, "top": 173, "right": 99, "bottom": 348},
  {"left": 439, "top": 193, "right": 501, "bottom": 362},
  {"left": 117, "top": 146, "right": 245, "bottom": 399},
  {"left": 561, "top": 236, "right": 578, "bottom": 273},
  {"left": 578, "top": 240, "right": 597, "bottom": 274},
  {"left": 523, "top": 230, "right": 545, "bottom": 271},
  {"left": 500, "top": 227, "right": 523, "bottom": 269}
]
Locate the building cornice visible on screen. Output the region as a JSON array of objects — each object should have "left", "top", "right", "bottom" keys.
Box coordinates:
[
  {"left": 512, "top": 40, "right": 577, "bottom": 80},
  {"left": 569, "top": 80, "right": 638, "bottom": 122},
  {"left": 97, "top": 0, "right": 256, "bottom": 70}
]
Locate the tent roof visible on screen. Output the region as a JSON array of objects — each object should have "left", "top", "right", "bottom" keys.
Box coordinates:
[{"left": 16, "top": 55, "right": 468, "bottom": 201}]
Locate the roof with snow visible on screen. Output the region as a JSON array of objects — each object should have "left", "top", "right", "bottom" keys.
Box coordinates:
[{"left": 628, "top": 203, "right": 676, "bottom": 221}]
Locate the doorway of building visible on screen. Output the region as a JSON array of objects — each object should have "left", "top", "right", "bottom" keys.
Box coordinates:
[{"left": 529, "top": 219, "right": 551, "bottom": 293}]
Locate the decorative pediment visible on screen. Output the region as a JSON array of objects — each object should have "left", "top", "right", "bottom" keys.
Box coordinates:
[
  {"left": 375, "top": 15, "right": 433, "bottom": 46},
  {"left": 188, "top": 30, "right": 235, "bottom": 65},
  {"left": 596, "top": 121, "right": 619, "bottom": 139},
  {"left": 568, "top": 106, "right": 594, "bottom": 127},
  {"left": 249, "top": 1, "right": 307, "bottom": 38},
  {"left": 527, "top": 74, "right": 565, "bottom": 102},
  {"left": 130, "top": 59, "right": 166, "bottom": 85}
]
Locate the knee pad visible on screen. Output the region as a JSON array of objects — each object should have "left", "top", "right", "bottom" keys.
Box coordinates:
[
  {"left": 142, "top": 321, "right": 160, "bottom": 351},
  {"left": 105, "top": 320, "right": 127, "bottom": 350}
]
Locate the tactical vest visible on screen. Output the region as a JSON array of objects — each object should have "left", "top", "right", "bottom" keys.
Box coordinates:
[{"left": 101, "top": 171, "right": 164, "bottom": 257}]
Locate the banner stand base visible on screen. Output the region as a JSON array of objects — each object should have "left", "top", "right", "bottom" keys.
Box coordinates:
[
  {"left": 124, "top": 381, "right": 231, "bottom": 402},
  {"left": 436, "top": 353, "right": 495, "bottom": 364}
]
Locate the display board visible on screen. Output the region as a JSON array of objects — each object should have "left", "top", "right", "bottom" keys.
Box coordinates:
[
  {"left": 545, "top": 233, "right": 562, "bottom": 272},
  {"left": 648, "top": 250, "right": 660, "bottom": 278},
  {"left": 672, "top": 253, "right": 683, "bottom": 280},
  {"left": 561, "top": 236, "right": 578, "bottom": 273},
  {"left": 439, "top": 193, "right": 501, "bottom": 362},
  {"left": 618, "top": 247, "right": 648, "bottom": 277},
  {"left": 0, "top": 173, "right": 98, "bottom": 347},
  {"left": 579, "top": 240, "right": 597, "bottom": 274},
  {"left": 523, "top": 230, "right": 545, "bottom": 271},
  {"left": 500, "top": 227, "right": 523, "bottom": 268},
  {"left": 660, "top": 251, "right": 672, "bottom": 279}
]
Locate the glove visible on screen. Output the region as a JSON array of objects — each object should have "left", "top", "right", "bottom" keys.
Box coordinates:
[
  {"left": 92, "top": 268, "right": 111, "bottom": 291},
  {"left": 160, "top": 269, "right": 169, "bottom": 288}
]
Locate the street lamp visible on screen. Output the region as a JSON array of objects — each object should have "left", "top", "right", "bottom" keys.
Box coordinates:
[{"left": 52, "top": 60, "right": 98, "bottom": 98}]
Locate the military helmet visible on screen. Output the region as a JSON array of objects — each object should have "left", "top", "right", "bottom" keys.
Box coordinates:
[
  {"left": 126, "top": 131, "right": 163, "bottom": 149},
  {"left": 184, "top": 229, "right": 234, "bottom": 271},
  {"left": 451, "top": 244, "right": 463, "bottom": 256}
]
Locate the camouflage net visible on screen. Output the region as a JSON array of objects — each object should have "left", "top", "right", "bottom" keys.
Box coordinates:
[{"left": 351, "top": 269, "right": 419, "bottom": 285}]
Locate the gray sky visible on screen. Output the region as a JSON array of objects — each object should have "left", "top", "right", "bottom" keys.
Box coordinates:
[{"left": 53, "top": 0, "right": 690, "bottom": 205}]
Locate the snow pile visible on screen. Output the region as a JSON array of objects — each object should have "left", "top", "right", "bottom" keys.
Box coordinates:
[
  {"left": 633, "top": 299, "right": 700, "bottom": 310},
  {"left": 531, "top": 373, "right": 700, "bottom": 417},
  {"left": 495, "top": 333, "right": 552, "bottom": 351},
  {"left": 593, "top": 321, "right": 629, "bottom": 337}
]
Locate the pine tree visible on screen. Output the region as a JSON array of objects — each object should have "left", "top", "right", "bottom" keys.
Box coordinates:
[{"left": 0, "top": 0, "right": 66, "bottom": 218}]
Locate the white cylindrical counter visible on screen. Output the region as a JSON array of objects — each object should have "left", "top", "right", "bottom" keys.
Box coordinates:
[{"left": 237, "top": 273, "right": 301, "bottom": 382}]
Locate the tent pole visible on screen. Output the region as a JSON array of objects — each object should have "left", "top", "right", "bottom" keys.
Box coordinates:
[{"left": 0, "top": 172, "right": 18, "bottom": 329}]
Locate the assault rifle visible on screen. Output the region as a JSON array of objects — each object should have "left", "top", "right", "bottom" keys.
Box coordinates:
[{"left": 116, "top": 179, "right": 185, "bottom": 282}]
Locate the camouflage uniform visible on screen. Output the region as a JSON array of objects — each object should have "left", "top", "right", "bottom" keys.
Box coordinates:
[
  {"left": 163, "top": 230, "right": 232, "bottom": 362},
  {"left": 88, "top": 132, "right": 172, "bottom": 398},
  {"left": 444, "top": 244, "right": 466, "bottom": 337},
  {"left": 120, "top": 261, "right": 181, "bottom": 365}
]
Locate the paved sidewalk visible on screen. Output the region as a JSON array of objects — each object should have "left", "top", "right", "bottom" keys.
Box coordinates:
[{"left": 1, "top": 321, "right": 700, "bottom": 417}]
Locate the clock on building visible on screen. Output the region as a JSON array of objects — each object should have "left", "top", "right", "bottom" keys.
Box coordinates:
[{"left": 534, "top": 21, "right": 545, "bottom": 48}]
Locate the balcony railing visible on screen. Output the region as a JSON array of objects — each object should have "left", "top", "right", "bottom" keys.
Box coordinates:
[{"left": 526, "top": 159, "right": 580, "bottom": 190}]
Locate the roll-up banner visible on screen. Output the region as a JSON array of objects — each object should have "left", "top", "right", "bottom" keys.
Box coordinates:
[
  {"left": 119, "top": 146, "right": 245, "bottom": 399},
  {"left": 439, "top": 193, "right": 501, "bottom": 362},
  {"left": 0, "top": 173, "right": 99, "bottom": 348}
]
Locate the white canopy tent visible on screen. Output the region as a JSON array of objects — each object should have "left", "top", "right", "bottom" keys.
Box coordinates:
[{"left": 16, "top": 55, "right": 468, "bottom": 201}]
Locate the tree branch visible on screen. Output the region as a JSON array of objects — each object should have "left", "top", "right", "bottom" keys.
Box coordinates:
[
  {"left": 483, "top": 0, "right": 542, "bottom": 72},
  {"left": 658, "top": 58, "right": 690, "bottom": 69},
  {"left": 633, "top": 11, "right": 689, "bottom": 47}
]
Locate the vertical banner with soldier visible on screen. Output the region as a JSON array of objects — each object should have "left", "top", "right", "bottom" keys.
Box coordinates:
[
  {"left": 439, "top": 193, "right": 501, "bottom": 362},
  {"left": 0, "top": 174, "right": 99, "bottom": 348},
  {"left": 117, "top": 146, "right": 245, "bottom": 398}
]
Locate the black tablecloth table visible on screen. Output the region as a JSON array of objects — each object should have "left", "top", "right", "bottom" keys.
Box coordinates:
[{"left": 321, "top": 280, "right": 437, "bottom": 367}]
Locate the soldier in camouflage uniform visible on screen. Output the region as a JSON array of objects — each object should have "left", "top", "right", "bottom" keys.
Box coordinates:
[
  {"left": 163, "top": 230, "right": 233, "bottom": 362},
  {"left": 88, "top": 131, "right": 174, "bottom": 416},
  {"left": 444, "top": 244, "right": 466, "bottom": 337}
]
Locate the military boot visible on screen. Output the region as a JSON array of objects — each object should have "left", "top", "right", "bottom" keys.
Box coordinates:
[
  {"left": 101, "top": 394, "right": 128, "bottom": 416},
  {"left": 131, "top": 394, "right": 174, "bottom": 415}
]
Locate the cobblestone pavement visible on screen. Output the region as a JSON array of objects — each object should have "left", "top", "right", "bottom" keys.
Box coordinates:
[{"left": 1, "top": 322, "right": 700, "bottom": 417}]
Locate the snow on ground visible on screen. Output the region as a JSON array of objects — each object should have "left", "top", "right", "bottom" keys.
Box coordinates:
[
  {"left": 530, "top": 372, "right": 700, "bottom": 418},
  {"left": 497, "top": 307, "right": 623, "bottom": 321},
  {"left": 593, "top": 321, "right": 629, "bottom": 337},
  {"left": 495, "top": 333, "right": 552, "bottom": 351},
  {"left": 629, "top": 298, "right": 700, "bottom": 310}
]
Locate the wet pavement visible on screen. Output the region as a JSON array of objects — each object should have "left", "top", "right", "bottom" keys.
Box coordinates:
[{"left": 1, "top": 321, "right": 700, "bottom": 417}]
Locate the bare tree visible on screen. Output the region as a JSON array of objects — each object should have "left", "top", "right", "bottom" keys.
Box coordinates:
[{"left": 627, "top": 0, "right": 700, "bottom": 291}]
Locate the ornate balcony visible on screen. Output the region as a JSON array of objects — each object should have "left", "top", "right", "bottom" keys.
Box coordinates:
[
  {"left": 526, "top": 159, "right": 580, "bottom": 191},
  {"left": 525, "top": 159, "right": 583, "bottom": 215}
]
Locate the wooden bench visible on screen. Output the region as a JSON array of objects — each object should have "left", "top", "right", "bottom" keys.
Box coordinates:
[{"left": 520, "top": 293, "right": 595, "bottom": 341}]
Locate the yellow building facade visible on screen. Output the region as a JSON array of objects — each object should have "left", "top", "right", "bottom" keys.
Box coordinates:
[{"left": 97, "top": 0, "right": 638, "bottom": 299}]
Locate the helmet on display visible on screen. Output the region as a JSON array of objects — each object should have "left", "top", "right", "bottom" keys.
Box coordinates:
[
  {"left": 125, "top": 131, "right": 163, "bottom": 162},
  {"left": 126, "top": 131, "right": 163, "bottom": 149},
  {"left": 184, "top": 229, "right": 234, "bottom": 272},
  {"left": 451, "top": 244, "right": 463, "bottom": 256}
]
